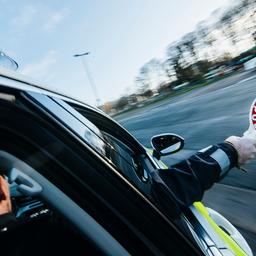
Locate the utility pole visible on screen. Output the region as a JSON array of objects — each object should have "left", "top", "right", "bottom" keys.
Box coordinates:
[{"left": 74, "top": 52, "right": 100, "bottom": 107}]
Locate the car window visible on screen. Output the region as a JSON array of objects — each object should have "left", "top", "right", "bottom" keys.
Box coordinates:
[
  {"left": 57, "top": 97, "right": 147, "bottom": 184},
  {"left": 26, "top": 92, "right": 149, "bottom": 188}
]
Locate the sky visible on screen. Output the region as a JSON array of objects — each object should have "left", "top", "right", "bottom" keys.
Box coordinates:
[{"left": 0, "top": 0, "right": 230, "bottom": 106}]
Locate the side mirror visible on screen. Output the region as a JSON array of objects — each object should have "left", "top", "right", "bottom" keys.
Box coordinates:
[{"left": 151, "top": 133, "right": 184, "bottom": 160}]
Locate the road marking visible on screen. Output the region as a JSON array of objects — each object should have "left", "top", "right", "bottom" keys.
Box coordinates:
[
  {"left": 199, "top": 73, "right": 256, "bottom": 96},
  {"left": 237, "top": 74, "right": 256, "bottom": 84},
  {"left": 214, "top": 182, "right": 256, "bottom": 194}
]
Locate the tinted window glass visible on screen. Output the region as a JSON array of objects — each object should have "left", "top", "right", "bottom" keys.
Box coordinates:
[
  {"left": 55, "top": 97, "right": 149, "bottom": 186},
  {"left": 54, "top": 98, "right": 139, "bottom": 177},
  {"left": 103, "top": 133, "right": 141, "bottom": 180},
  {"left": 26, "top": 92, "right": 144, "bottom": 185}
]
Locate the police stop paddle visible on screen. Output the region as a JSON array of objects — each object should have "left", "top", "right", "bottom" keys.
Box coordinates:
[{"left": 244, "top": 98, "right": 256, "bottom": 139}]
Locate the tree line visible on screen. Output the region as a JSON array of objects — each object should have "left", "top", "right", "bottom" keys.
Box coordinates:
[{"left": 104, "top": 0, "right": 256, "bottom": 113}]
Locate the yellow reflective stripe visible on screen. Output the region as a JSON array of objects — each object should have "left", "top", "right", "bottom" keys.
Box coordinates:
[
  {"left": 147, "top": 149, "right": 169, "bottom": 169},
  {"left": 193, "top": 202, "right": 247, "bottom": 256},
  {"left": 146, "top": 148, "right": 153, "bottom": 155},
  {"left": 158, "top": 158, "right": 169, "bottom": 169}
]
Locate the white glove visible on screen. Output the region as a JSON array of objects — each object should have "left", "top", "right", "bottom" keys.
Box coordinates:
[{"left": 225, "top": 136, "right": 256, "bottom": 166}]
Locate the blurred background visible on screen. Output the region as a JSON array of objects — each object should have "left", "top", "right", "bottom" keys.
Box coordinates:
[{"left": 102, "top": 0, "right": 256, "bottom": 114}]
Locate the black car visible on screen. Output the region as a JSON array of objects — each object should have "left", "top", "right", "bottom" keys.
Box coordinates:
[{"left": 0, "top": 68, "right": 251, "bottom": 256}]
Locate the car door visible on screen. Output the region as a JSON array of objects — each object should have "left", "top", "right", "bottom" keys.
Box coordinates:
[{"left": 0, "top": 86, "right": 203, "bottom": 255}]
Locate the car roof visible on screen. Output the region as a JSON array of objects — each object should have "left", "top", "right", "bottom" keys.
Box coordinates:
[{"left": 0, "top": 66, "right": 100, "bottom": 113}]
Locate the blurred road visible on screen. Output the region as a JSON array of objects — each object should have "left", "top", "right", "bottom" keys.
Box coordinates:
[{"left": 116, "top": 71, "right": 256, "bottom": 252}]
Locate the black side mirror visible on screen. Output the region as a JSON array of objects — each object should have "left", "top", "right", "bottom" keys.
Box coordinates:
[{"left": 151, "top": 133, "right": 184, "bottom": 160}]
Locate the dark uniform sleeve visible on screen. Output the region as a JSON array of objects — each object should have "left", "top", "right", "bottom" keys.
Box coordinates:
[
  {"left": 150, "top": 142, "right": 238, "bottom": 218},
  {"left": 0, "top": 212, "right": 16, "bottom": 232}
]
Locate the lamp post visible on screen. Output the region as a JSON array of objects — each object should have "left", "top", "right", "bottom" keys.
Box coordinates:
[{"left": 73, "top": 52, "right": 100, "bottom": 107}]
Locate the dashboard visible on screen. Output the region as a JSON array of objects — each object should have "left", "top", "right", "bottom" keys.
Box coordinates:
[{"left": 10, "top": 181, "right": 50, "bottom": 224}]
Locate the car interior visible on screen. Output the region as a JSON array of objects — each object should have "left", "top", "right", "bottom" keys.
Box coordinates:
[
  {"left": 0, "top": 150, "right": 128, "bottom": 256},
  {"left": 0, "top": 91, "right": 203, "bottom": 256}
]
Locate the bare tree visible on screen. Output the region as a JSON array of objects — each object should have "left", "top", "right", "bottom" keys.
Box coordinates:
[
  {"left": 135, "top": 66, "right": 151, "bottom": 94},
  {"left": 165, "top": 41, "right": 200, "bottom": 83},
  {"left": 135, "top": 58, "right": 163, "bottom": 93},
  {"left": 165, "top": 42, "right": 185, "bottom": 81},
  {"left": 196, "top": 23, "right": 215, "bottom": 59},
  {"left": 182, "top": 32, "right": 198, "bottom": 63},
  {"left": 219, "top": 9, "right": 238, "bottom": 47}
]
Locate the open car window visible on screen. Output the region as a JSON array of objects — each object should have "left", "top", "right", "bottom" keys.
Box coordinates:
[{"left": 25, "top": 92, "right": 149, "bottom": 187}]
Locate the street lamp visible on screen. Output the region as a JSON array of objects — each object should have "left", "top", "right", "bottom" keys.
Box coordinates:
[{"left": 73, "top": 52, "right": 100, "bottom": 107}]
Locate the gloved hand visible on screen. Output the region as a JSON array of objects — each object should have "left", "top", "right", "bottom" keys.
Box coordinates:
[
  {"left": 0, "top": 176, "right": 12, "bottom": 215},
  {"left": 225, "top": 136, "right": 256, "bottom": 166}
]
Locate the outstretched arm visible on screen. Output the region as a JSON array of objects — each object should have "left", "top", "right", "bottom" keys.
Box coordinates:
[{"left": 151, "top": 136, "right": 256, "bottom": 215}]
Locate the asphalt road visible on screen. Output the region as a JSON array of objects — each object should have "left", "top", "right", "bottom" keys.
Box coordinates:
[{"left": 116, "top": 71, "right": 256, "bottom": 253}]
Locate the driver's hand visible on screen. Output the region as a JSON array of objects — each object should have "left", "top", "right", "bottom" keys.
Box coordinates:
[
  {"left": 0, "top": 175, "right": 12, "bottom": 215},
  {"left": 225, "top": 136, "right": 256, "bottom": 166}
]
